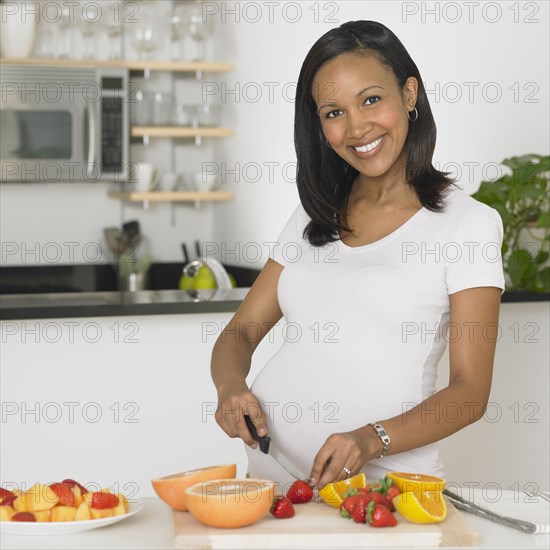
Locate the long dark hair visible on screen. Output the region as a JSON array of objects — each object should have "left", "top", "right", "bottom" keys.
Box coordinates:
[{"left": 294, "top": 20, "right": 456, "bottom": 246}]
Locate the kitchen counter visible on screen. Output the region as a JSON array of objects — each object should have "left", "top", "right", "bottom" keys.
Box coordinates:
[
  {"left": 0, "top": 495, "right": 548, "bottom": 549},
  {"left": 0, "top": 288, "right": 249, "bottom": 320}
]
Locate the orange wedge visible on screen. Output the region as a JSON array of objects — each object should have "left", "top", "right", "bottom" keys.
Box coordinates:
[
  {"left": 392, "top": 491, "right": 447, "bottom": 523},
  {"left": 319, "top": 473, "right": 366, "bottom": 508},
  {"left": 386, "top": 472, "right": 446, "bottom": 494},
  {"left": 151, "top": 464, "right": 236, "bottom": 511}
]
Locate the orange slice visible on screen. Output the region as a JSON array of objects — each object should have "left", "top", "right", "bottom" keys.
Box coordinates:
[
  {"left": 392, "top": 491, "right": 447, "bottom": 523},
  {"left": 185, "top": 479, "right": 274, "bottom": 528},
  {"left": 319, "top": 473, "right": 367, "bottom": 508},
  {"left": 386, "top": 472, "right": 446, "bottom": 494},
  {"left": 151, "top": 464, "right": 236, "bottom": 511}
]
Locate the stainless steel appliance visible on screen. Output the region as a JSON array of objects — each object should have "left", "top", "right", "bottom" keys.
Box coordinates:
[{"left": 0, "top": 65, "right": 129, "bottom": 182}]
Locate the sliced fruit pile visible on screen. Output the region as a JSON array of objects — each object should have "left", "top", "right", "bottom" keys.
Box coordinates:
[
  {"left": 333, "top": 476, "right": 398, "bottom": 527},
  {"left": 317, "top": 471, "right": 447, "bottom": 527},
  {"left": 0, "top": 480, "right": 129, "bottom": 523}
]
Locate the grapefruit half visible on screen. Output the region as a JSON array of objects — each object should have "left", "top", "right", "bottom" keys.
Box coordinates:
[
  {"left": 185, "top": 478, "right": 275, "bottom": 528},
  {"left": 151, "top": 464, "right": 236, "bottom": 511}
]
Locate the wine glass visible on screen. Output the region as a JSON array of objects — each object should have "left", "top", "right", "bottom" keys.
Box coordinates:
[
  {"left": 179, "top": 0, "right": 213, "bottom": 61},
  {"left": 105, "top": 12, "right": 123, "bottom": 61},
  {"left": 34, "top": 18, "right": 53, "bottom": 58},
  {"left": 56, "top": 4, "right": 73, "bottom": 59},
  {"left": 79, "top": 3, "right": 101, "bottom": 60},
  {"left": 131, "top": 20, "right": 162, "bottom": 60},
  {"left": 170, "top": 9, "right": 184, "bottom": 61}
]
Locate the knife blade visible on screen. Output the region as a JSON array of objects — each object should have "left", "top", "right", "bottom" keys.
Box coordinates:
[{"left": 244, "top": 414, "right": 307, "bottom": 481}]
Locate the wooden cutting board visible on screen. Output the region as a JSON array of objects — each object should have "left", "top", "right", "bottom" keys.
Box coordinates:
[{"left": 173, "top": 497, "right": 480, "bottom": 549}]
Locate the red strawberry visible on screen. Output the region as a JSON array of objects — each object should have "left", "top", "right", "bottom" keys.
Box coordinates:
[
  {"left": 286, "top": 480, "right": 313, "bottom": 504},
  {"left": 385, "top": 485, "right": 400, "bottom": 511},
  {"left": 340, "top": 493, "right": 363, "bottom": 519},
  {"left": 349, "top": 494, "right": 370, "bottom": 524},
  {"left": 358, "top": 490, "right": 392, "bottom": 509},
  {"left": 0, "top": 487, "right": 15, "bottom": 499},
  {"left": 0, "top": 488, "right": 17, "bottom": 507},
  {"left": 49, "top": 482, "right": 75, "bottom": 506},
  {"left": 91, "top": 492, "right": 119, "bottom": 509},
  {"left": 62, "top": 479, "right": 88, "bottom": 494},
  {"left": 366, "top": 501, "right": 397, "bottom": 527},
  {"left": 0, "top": 494, "right": 17, "bottom": 507},
  {"left": 270, "top": 496, "right": 295, "bottom": 518},
  {"left": 12, "top": 512, "right": 37, "bottom": 522}
]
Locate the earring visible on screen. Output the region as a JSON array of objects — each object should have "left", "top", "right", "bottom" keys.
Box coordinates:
[
  {"left": 408, "top": 108, "right": 418, "bottom": 122},
  {"left": 326, "top": 140, "right": 333, "bottom": 150}
]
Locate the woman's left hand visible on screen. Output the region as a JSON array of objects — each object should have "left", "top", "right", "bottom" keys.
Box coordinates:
[{"left": 308, "top": 426, "right": 379, "bottom": 489}]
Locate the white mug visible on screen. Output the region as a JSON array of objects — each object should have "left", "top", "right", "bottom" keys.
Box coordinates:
[{"left": 133, "top": 163, "right": 159, "bottom": 191}]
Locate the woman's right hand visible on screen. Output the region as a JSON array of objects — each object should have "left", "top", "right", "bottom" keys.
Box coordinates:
[{"left": 215, "top": 383, "right": 267, "bottom": 449}]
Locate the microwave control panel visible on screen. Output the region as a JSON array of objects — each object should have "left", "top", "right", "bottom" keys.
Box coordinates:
[{"left": 101, "top": 77, "right": 124, "bottom": 173}]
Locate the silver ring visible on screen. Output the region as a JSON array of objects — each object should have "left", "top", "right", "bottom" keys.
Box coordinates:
[{"left": 342, "top": 467, "right": 352, "bottom": 476}]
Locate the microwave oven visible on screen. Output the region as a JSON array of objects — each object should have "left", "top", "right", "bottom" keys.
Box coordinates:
[{"left": 0, "top": 65, "right": 129, "bottom": 183}]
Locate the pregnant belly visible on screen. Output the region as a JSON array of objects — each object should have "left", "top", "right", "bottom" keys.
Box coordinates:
[{"left": 250, "top": 344, "right": 424, "bottom": 449}]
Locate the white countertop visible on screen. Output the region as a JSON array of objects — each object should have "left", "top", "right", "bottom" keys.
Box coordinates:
[{"left": 1, "top": 497, "right": 548, "bottom": 549}]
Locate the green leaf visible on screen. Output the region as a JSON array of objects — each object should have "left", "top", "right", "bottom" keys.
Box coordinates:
[
  {"left": 507, "top": 249, "right": 535, "bottom": 287},
  {"left": 536, "top": 212, "right": 550, "bottom": 229},
  {"left": 535, "top": 251, "right": 549, "bottom": 265},
  {"left": 516, "top": 184, "right": 545, "bottom": 200},
  {"left": 533, "top": 268, "right": 550, "bottom": 293}
]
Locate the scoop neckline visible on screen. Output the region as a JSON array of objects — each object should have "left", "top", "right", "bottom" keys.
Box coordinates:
[{"left": 338, "top": 206, "right": 428, "bottom": 252}]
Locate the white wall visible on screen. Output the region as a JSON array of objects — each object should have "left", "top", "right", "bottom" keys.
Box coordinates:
[{"left": 1, "top": 301, "right": 547, "bottom": 497}]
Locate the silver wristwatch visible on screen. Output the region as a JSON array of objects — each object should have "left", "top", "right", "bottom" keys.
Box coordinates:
[{"left": 370, "top": 422, "right": 391, "bottom": 458}]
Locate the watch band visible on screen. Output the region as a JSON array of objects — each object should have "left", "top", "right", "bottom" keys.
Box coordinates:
[{"left": 369, "top": 422, "right": 391, "bottom": 458}]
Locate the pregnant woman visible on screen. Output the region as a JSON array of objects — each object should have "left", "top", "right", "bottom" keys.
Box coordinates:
[{"left": 211, "top": 21, "right": 505, "bottom": 492}]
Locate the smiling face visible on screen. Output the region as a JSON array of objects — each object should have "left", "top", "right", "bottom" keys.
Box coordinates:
[{"left": 313, "top": 52, "right": 418, "bottom": 183}]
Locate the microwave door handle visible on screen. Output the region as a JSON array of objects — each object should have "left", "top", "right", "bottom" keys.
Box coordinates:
[{"left": 86, "top": 101, "right": 97, "bottom": 178}]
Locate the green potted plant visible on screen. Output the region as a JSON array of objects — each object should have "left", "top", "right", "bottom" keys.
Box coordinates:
[{"left": 471, "top": 154, "right": 549, "bottom": 295}]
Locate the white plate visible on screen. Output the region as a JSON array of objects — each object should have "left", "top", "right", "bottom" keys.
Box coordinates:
[{"left": 0, "top": 500, "right": 144, "bottom": 535}]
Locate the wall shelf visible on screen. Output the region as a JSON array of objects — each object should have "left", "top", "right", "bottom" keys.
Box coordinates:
[
  {"left": 0, "top": 57, "right": 234, "bottom": 73},
  {"left": 108, "top": 191, "right": 233, "bottom": 202},
  {"left": 131, "top": 126, "right": 234, "bottom": 139}
]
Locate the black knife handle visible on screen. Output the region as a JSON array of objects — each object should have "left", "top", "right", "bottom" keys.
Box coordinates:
[{"left": 244, "top": 414, "right": 270, "bottom": 454}]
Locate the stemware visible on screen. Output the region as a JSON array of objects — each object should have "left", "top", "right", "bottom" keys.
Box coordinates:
[
  {"left": 169, "top": 9, "right": 184, "bottom": 61},
  {"left": 79, "top": 3, "right": 101, "bottom": 60},
  {"left": 179, "top": 0, "right": 213, "bottom": 61},
  {"left": 34, "top": 17, "right": 53, "bottom": 58},
  {"left": 131, "top": 20, "right": 162, "bottom": 60},
  {"left": 105, "top": 12, "right": 123, "bottom": 60},
  {"left": 56, "top": 4, "right": 73, "bottom": 59}
]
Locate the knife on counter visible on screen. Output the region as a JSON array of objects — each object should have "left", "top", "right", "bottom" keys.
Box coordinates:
[
  {"left": 443, "top": 489, "right": 540, "bottom": 534},
  {"left": 244, "top": 414, "right": 307, "bottom": 481}
]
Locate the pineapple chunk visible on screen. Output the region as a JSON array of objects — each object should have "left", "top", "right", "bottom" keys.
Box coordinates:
[
  {"left": 51, "top": 506, "right": 77, "bottom": 522},
  {"left": 0, "top": 506, "right": 15, "bottom": 521},
  {"left": 74, "top": 502, "right": 91, "bottom": 521},
  {"left": 26, "top": 484, "right": 59, "bottom": 512},
  {"left": 112, "top": 494, "right": 129, "bottom": 517},
  {"left": 34, "top": 510, "right": 51, "bottom": 522},
  {"left": 90, "top": 508, "right": 113, "bottom": 520},
  {"left": 71, "top": 486, "right": 82, "bottom": 507},
  {"left": 12, "top": 490, "right": 27, "bottom": 513}
]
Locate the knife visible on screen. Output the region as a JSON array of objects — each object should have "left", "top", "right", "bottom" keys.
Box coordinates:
[{"left": 244, "top": 414, "right": 307, "bottom": 481}]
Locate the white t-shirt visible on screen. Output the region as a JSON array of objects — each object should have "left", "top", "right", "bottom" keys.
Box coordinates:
[{"left": 245, "top": 187, "right": 505, "bottom": 491}]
